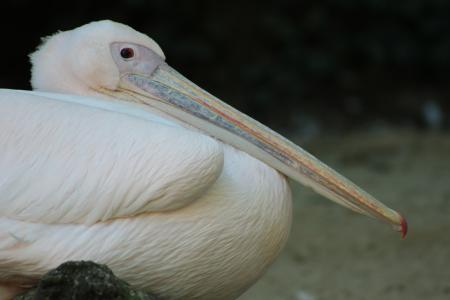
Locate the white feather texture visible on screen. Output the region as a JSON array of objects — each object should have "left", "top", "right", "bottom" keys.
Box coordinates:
[
  {"left": 30, "top": 20, "right": 164, "bottom": 95},
  {"left": 0, "top": 18, "right": 407, "bottom": 300},
  {"left": 0, "top": 89, "right": 292, "bottom": 299}
]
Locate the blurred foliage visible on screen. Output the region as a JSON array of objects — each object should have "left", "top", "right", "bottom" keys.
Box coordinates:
[{"left": 1, "top": 0, "right": 449, "bottom": 132}]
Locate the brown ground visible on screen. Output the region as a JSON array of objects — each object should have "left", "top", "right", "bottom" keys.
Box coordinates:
[{"left": 240, "top": 130, "right": 450, "bottom": 300}]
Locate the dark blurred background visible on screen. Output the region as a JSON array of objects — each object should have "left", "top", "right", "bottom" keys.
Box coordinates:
[{"left": 1, "top": 0, "right": 449, "bottom": 136}]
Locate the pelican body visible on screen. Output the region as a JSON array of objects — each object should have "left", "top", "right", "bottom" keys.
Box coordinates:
[{"left": 0, "top": 21, "right": 405, "bottom": 299}]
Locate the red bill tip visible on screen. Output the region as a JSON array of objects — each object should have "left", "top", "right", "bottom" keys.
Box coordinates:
[{"left": 400, "top": 215, "right": 408, "bottom": 239}]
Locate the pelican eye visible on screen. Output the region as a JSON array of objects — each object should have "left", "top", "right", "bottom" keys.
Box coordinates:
[{"left": 120, "top": 47, "right": 135, "bottom": 59}]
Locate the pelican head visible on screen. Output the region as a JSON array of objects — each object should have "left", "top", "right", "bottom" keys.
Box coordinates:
[{"left": 30, "top": 20, "right": 406, "bottom": 236}]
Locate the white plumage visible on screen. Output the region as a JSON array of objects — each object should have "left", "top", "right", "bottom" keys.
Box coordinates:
[
  {"left": 0, "top": 20, "right": 405, "bottom": 300},
  {"left": 0, "top": 90, "right": 291, "bottom": 299}
]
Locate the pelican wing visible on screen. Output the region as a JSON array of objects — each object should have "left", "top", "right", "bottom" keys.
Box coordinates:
[{"left": 0, "top": 90, "right": 224, "bottom": 224}]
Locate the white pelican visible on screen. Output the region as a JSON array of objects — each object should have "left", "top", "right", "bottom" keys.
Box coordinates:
[{"left": 0, "top": 21, "right": 406, "bottom": 300}]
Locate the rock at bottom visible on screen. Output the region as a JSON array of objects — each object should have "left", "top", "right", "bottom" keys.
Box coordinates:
[{"left": 14, "top": 261, "right": 160, "bottom": 300}]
